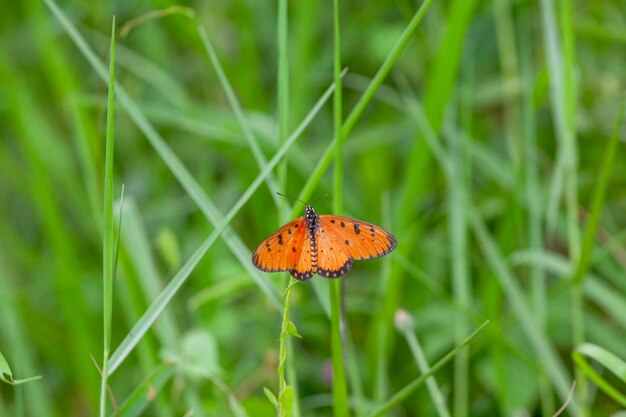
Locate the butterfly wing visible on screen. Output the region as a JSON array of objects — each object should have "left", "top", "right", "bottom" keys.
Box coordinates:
[
  {"left": 318, "top": 215, "right": 397, "bottom": 261},
  {"left": 315, "top": 224, "right": 353, "bottom": 278},
  {"left": 252, "top": 217, "right": 314, "bottom": 281}
]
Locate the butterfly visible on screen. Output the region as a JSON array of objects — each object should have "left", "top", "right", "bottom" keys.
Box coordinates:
[{"left": 252, "top": 204, "right": 397, "bottom": 280}]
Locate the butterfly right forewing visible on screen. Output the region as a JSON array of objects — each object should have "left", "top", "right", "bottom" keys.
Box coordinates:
[{"left": 318, "top": 215, "right": 397, "bottom": 260}]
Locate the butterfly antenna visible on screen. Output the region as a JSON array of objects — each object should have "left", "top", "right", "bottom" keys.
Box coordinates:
[
  {"left": 276, "top": 192, "right": 307, "bottom": 205},
  {"left": 310, "top": 193, "right": 330, "bottom": 205}
]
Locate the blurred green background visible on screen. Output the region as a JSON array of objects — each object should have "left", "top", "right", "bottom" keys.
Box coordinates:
[{"left": 1, "top": 0, "right": 626, "bottom": 416}]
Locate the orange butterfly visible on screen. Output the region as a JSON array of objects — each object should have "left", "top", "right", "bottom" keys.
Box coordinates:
[{"left": 252, "top": 205, "right": 397, "bottom": 280}]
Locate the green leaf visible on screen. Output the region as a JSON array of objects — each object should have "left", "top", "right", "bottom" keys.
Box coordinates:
[
  {"left": 0, "top": 350, "right": 42, "bottom": 386},
  {"left": 0, "top": 350, "right": 14, "bottom": 384},
  {"left": 572, "top": 343, "right": 626, "bottom": 407},
  {"left": 286, "top": 321, "right": 302, "bottom": 339},
  {"left": 99, "top": 16, "right": 117, "bottom": 417},
  {"left": 180, "top": 329, "right": 221, "bottom": 375},
  {"left": 572, "top": 101, "right": 625, "bottom": 284},
  {"left": 264, "top": 387, "right": 279, "bottom": 408}
]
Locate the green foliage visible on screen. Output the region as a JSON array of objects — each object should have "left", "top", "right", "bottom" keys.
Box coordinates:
[
  {"left": 1, "top": 0, "right": 626, "bottom": 416},
  {"left": 0, "top": 351, "right": 41, "bottom": 386}
]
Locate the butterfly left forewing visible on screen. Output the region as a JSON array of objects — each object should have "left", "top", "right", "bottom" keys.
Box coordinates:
[
  {"left": 318, "top": 215, "right": 397, "bottom": 260},
  {"left": 252, "top": 218, "right": 307, "bottom": 273}
]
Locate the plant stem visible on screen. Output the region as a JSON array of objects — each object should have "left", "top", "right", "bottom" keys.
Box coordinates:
[
  {"left": 330, "top": 0, "right": 350, "bottom": 416},
  {"left": 99, "top": 15, "right": 116, "bottom": 417}
]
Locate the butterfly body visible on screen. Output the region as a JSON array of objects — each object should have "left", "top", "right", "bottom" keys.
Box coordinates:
[{"left": 252, "top": 205, "right": 397, "bottom": 281}]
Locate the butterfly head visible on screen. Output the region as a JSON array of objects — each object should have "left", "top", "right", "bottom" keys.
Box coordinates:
[{"left": 305, "top": 205, "right": 317, "bottom": 230}]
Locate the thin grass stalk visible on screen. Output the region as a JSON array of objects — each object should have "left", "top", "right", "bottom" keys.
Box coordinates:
[
  {"left": 572, "top": 101, "right": 625, "bottom": 285},
  {"left": 569, "top": 104, "right": 625, "bottom": 413},
  {"left": 293, "top": 0, "right": 434, "bottom": 208},
  {"left": 367, "top": 321, "right": 489, "bottom": 417},
  {"left": 550, "top": 0, "right": 585, "bottom": 411},
  {"left": 540, "top": 0, "right": 585, "bottom": 413},
  {"left": 492, "top": 0, "right": 521, "bottom": 165},
  {"left": 447, "top": 118, "right": 470, "bottom": 417},
  {"left": 277, "top": 279, "right": 299, "bottom": 417},
  {"left": 276, "top": 1, "right": 301, "bottom": 415},
  {"left": 199, "top": 28, "right": 282, "bottom": 210},
  {"left": 540, "top": 0, "right": 567, "bottom": 239},
  {"left": 99, "top": 16, "right": 116, "bottom": 417},
  {"left": 277, "top": 0, "right": 289, "bottom": 216},
  {"left": 330, "top": 0, "right": 350, "bottom": 415},
  {"left": 519, "top": 8, "right": 553, "bottom": 415},
  {"left": 395, "top": 310, "right": 451, "bottom": 417},
  {"left": 560, "top": 7, "right": 584, "bottom": 413}
]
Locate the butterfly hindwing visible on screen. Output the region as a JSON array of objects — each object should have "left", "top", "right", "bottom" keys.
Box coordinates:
[
  {"left": 318, "top": 215, "right": 397, "bottom": 261},
  {"left": 290, "top": 239, "right": 314, "bottom": 281},
  {"left": 252, "top": 217, "right": 307, "bottom": 272},
  {"left": 315, "top": 225, "right": 352, "bottom": 278}
]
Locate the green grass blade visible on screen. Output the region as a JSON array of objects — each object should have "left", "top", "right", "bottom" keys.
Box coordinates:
[
  {"left": 395, "top": 310, "right": 451, "bottom": 417},
  {"left": 447, "top": 128, "right": 470, "bottom": 417},
  {"left": 330, "top": 0, "right": 349, "bottom": 416},
  {"left": 519, "top": 8, "right": 553, "bottom": 413},
  {"left": 572, "top": 102, "right": 625, "bottom": 284},
  {"left": 277, "top": 0, "right": 290, "bottom": 219},
  {"left": 367, "top": 321, "right": 489, "bottom": 417},
  {"left": 197, "top": 26, "right": 283, "bottom": 210},
  {"left": 572, "top": 344, "right": 626, "bottom": 407},
  {"left": 99, "top": 16, "right": 116, "bottom": 417}
]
